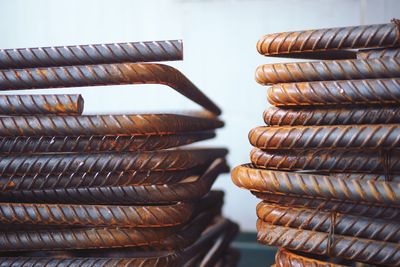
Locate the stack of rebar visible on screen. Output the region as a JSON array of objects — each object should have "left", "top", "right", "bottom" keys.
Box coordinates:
[
  {"left": 0, "top": 40, "right": 239, "bottom": 266},
  {"left": 232, "top": 20, "right": 400, "bottom": 266}
]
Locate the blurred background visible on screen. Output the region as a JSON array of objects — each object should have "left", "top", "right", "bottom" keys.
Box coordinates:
[{"left": 0, "top": 0, "right": 398, "bottom": 265}]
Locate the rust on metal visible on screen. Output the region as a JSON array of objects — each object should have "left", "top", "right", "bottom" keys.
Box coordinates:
[
  {"left": 250, "top": 148, "right": 400, "bottom": 173},
  {"left": 257, "top": 202, "right": 400, "bottom": 242},
  {"left": 249, "top": 124, "right": 400, "bottom": 150},
  {"left": 0, "top": 94, "right": 83, "bottom": 115},
  {"left": 0, "top": 40, "right": 183, "bottom": 69},
  {"left": 275, "top": 248, "right": 346, "bottom": 267},
  {"left": 0, "top": 113, "right": 223, "bottom": 136},
  {"left": 0, "top": 132, "right": 215, "bottom": 154},
  {"left": 255, "top": 57, "right": 400, "bottom": 85},
  {"left": 263, "top": 106, "right": 400, "bottom": 126},
  {"left": 257, "top": 221, "right": 400, "bottom": 266},
  {"left": 357, "top": 48, "right": 400, "bottom": 59},
  {"left": 0, "top": 158, "right": 228, "bottom": 204},
  {"left": 257, "top": 22, "right": 399, "bottom": 57},
  {"left": 267, "top": 79, "right": 400, "bottom": 107},
  {"left": 0, "top": 63, "right": 221, "bottom": 115},
  {"left": 232, "top": 164, "right": 400, "bottom": 204}
]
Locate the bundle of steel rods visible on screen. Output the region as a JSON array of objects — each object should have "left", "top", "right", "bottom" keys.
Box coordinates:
[
  {"left": 0, "top": 40, "right": 239, "bottom": 267},
  {"left": 232, "top": 20, "right": 400, "bottom": 266}
]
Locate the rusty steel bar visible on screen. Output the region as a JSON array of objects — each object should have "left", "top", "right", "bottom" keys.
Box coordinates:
[
  {"left": 263, "top": 106, "right": 400, "bottom": 126},
  {"left": 250, "top": 148, "right": 400, "bottom": 173},
  {"left": 257, "top": 202, "right": 400, "bottom": 242},
  {"left": 0, "top": 40, "right": 183, "bottom": 69},
  {"left": 0, "top": 148, "right": 227, "bottom": 176},
  {"left": 0, "top": 113, "right": 223, "bottom": 137},
  {"left": 266, "top": 79, "right": 400, "bottom": 107},
  {"left": 257, "top": 221, "right": 400, "bottom": 266},
  {"left": 0, "top": 158, "right": 227, "bottom": 204},
  {"left": 357, "top": 48, "right": 400, "bottom": 59},
  {"left": 257, "top": 22, "right": 399, "bottom": 57},
  {"left": 254, "top": 193, "right": 400, "bottom": 221},
  {"left": 249, "top": 124, "right": 400, "bottom": 150},
  {"left": 0, "top": 165, "right": 208, "bottom": 191},
  {"left": 0, "top": 63, "right": 221, "bottom": 115},
  {"left": 0, "top": 132, "right": 215, "bottom": 154},
  {"left": 255, "top": 57, "right": 400, "bottom": 85},
  {"left": 275, "top": 248, "right": 346, "bottom": 267},
  {"left": 0, "top": 191, "right": 222, "bottom": 228},
  {"left": 0, "top": 94, "right": 83, "bottom": 115},
  {"left": 0, "top": 208, "right": 218, "bottom": 252},
  {"left": 232, "top": 164, "right": 400, "bottom": 204}
]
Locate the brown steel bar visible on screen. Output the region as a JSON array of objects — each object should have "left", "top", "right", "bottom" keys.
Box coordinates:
[
  {"left": 266, "top": 79, "right": 400, "bottom": 107},
  {"left": 257, "top": 202, "right": 400, "bottom": 242},
  {"left": 0, "top": 94, "right": 83, "bottom": 115},
  {"left": 250, "top": 148, "right": 400, "bottom": 173},
  {"left": 275, "top": 248, "right": 346, "bottom": 267},
  {"left": 254, "top": 193, "right": 400, "bottom": 221},
  {"left": 0, "top": 40, "right": 183, "bottom": 69},
  {"left": 257, "top": 22, "right": 399, "bottom": 57},
  {"left": 0, "top": 148, "right": 227, "bottom": 176},
  {"left": 0, "top": 132, "right": 215, "bottom": 154},
  {"left": 263, "top": 106, "right": 400, "bottom": 126},
  {"left": 357, "top": 48, "right": 400, "bottom": 59},
  {"left": 0, "top": 114, "right": 223, "bottom": 136},
  {"left": 0, "top": 63, "right": 221, "bottom": 115},
  {"left": 249, "top": 124, "right": 400, "bottom": 150},
  {"left": 257, "top": 221, "right": 400, "bottom": 266},
  {"left": 255, "top": 57, "right": 400, "bottom": 85},
  {"left": 232, "top": 164, "right": 400, "bottom": 204}
]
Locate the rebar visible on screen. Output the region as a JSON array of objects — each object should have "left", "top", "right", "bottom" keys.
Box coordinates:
[
  {"left": 255, "top": 57, "right": 400, "bottom": 85},
  {"left": 357, "top": 48, "right": 400, "bottom": 59},
  {"left": 266, "top": 79, "right": 400, "bottom": 107},
  {"left": 232, "top": 164, "right": 400, "bottom": 204},
  {"left": 254, "top": 193, "right": 400, "bottom": 221},
  {"left": 263, "top": 106, "right": 400, "bottom": 126},
  {"left": 257, "top": 22, "right": 399, "bottom": 57},
  {"left": 0, "top": 158, "right": 227, "bottom": 204},
  {"left": 257, "top": 221, "right": 400, "bottom": 266},
  {"left": 250, "top": 148, "right": 400, "bottom": 173},
  {"left": 0, "top": 40, "right": 183, "bottom": 69},
  {"left": 0, "top": 113, "right": 223, "bottom": 136},
  {"left": 0, "top": 132, "right": 215, "bottom": 154},
  {"left": 0, "top": 63, "right": 221, "bottom": 114},
  {"left": 275, "top": 248, "right": 346, "bottom": 267},
  {"left": 257, "top": 202, "right": 400, "bottom": 242},
  {"left": 249, "top": 124, "right": 400, "bottom": 150},
  {"left": 0, "top": 94, "right": 83, "bottom": 115}
]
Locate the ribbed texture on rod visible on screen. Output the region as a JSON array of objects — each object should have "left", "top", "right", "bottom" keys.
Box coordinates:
[
  {"left": 0, "top": 40, "right": 183, "bottom": 69},
  {"left": 275, "top": 248, "right": 345, "bottom": 267},
  {"left": 357, "top": 48, "right": 400, "bottom": 59}
]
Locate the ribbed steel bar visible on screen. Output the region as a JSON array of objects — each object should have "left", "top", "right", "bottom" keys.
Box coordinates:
[
  {"left": 232, "top": 164, "right": 400, "bottom": 204},
  {"left": 249, "top": 124, "right": 400, "bottom": 150},
  {"left": 257, "top": 22, "right": 399, "bottom": 57},
  {"left": 255, "top": 57, "right": 400, "bottom": 85},
  {"left": 0, "top": 40, "right": 183, "bottom": 69},
  {"left": 0, "top": 132, "right": 215, "bottom": 154},
  {"left": 0, "top": 114, "right": 223, "bottom": 137},
  {"left": 254, "top": 193, "right": 400, "bottom": 221},
  {"left": 263, "top": 106, "right": 400, "bottom": 126},
  {"left": 0, "top": 94, "right": 83, "bottom": 115},
  {"left": 0, "top": 208, "right": 218, "bottom": 252},
  {"left": 266, "top": 79, "right": 400, "bottom": 107},
  {"left": 0, "top": 158, "right": 227, "bottom": 204},
  {"left": 0, "top": 63, "right": 221, "bottom": 115},
  {"left": 250, "top": 148, "right": 400, "bottom": 173},
  {"left": 0, "top": 165, "right": 208, "bottom": 191},
  {"left": 257, "top": 221, "right": 400, "bottom": 266},
  {"left": 357, "top": 48, "right": 400, "bottom": 59},
  {"left": 257, "top": 202, "right": 400, "bottom": 242},
  {"left": 275, "top": 248, "right": 346, "bottom": 267},
  {"left": 0, "top": 148, "right": 227, "bottom": 176}
]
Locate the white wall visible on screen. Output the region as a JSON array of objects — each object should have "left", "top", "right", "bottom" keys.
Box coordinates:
[{"left": 0, "top": 0, "right": 398, "bottom": 231}]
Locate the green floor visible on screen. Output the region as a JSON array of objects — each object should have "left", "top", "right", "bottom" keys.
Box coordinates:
[{"left": 232, "top": 232, "right": 276, "bottom": 267}]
